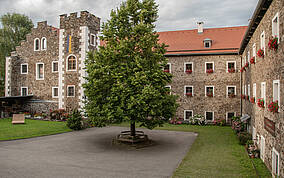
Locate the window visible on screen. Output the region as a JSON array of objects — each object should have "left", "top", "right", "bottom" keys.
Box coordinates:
[
  {"left": 164, "top": 63, "right": 171, "bottom": 73},
  {"left": 272, "top": 148, "right": 280, "bottom": 177},
  {"left": 184, "top": 110, "right": 193, "bottom": 120},
  {"left": 36, "top": 63, "right": 44, "bottom": 80},
  {"left": 21, "top": 87, "right": 28, "bottom": 96},
  {"left": 203, "top": 38, "right": 212, "bottom": 48},
  {"left": 242, "top": 56, "right": 246, "bottom": 66},
  {"left": 227, "top": 61, "right": 236, "bottom": 73},
  {"left": 41, "top": 37, "right": 47, "bottom": 50},
  {"left": 252, "top": 43, "right": 256, "bottom": 57},
  {"left": 244, "top": 85, "right": 247, "bottom": 96},
  {"left": 205, "top": 111, "right": 214, "bottom": 121},
  {"left": 205, "top": 86, "right": 214, "bottom": 97},
  {"left": 67, "top": 55, "right": 77, "bottom": 71},
  {"left": 260, "top": 135, "right": 265, "bottom": 161},
  {"left": 227, "top": 112, "right": 235, "bottom": 123},
  {"left": 272, "top": 13, "right": 279, "bottom": 42},
  {"left": 21, "top": 63, "right": 28, "bottom": 74},
  {"left": 261, "top": 82, "right": 266, "bottom": 103},
  {"left": 205, "top": 62, "right": 214, "bottom": 73},
  {"left": 34, "top": 38, "right": 40, "bottom": 51},
  {"left": 52, "top": 87, "right": 59, "bottom": 98},
  {"left": 184, "top": 62, "right": 193, "bottom": 74},
  {"left": 67, "top": 85, "right": 75, "bottom": 97},
  {"left": 184, "top": 86, "right": 193, "bottom": 96},
  {"left": 252, "top": 127, "right": 256, "bottom": 141},
  {"left": 248, "top": 84, "right": 250, "bottom": 98},
  {"left": 52, "top": 61, "right": 58, "bottom": 72},
  {"left": 247, "top": 51, "right": 250, "bottom": 62},
  {"left": 165, "top": 85, "right": 171, "bottom": 94},
  {"left": 227, "top": 86, "right": 236, "bottom": 98},
  {"left": 253, "top": 83, "right": 256, "bottom": 98},
  {"left": 90, "top": 34, "right": 96, "bottom": 46},
  {"left": 273, "top": 80, "right": 280, "bottom": 103},
  {"left": 260, "top": 31, "right": 265, "bottom": 54}
]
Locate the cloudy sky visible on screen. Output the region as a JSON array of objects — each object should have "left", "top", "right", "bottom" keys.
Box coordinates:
[{"left": 0, "top": 0, "right": 258, "bottom": 32}]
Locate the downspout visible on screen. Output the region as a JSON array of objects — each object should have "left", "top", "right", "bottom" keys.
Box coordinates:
[{"left": 240, "top": 55, "right": 243, "bottom": 116}]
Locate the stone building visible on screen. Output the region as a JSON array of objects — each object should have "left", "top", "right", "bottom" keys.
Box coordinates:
[
  {"left": 158, "top": 25, "right": 247, "bottom": 123},
  {"left": 239, "top": 0, "right": 283, "bottom": 176},
  {"left": 5, "top": 11, "right": 100, "bottom": 113}
]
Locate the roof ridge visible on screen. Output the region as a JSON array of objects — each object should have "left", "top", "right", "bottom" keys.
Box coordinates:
[{"left": 158, "top": 25, "right": 248, "bottom": 33}]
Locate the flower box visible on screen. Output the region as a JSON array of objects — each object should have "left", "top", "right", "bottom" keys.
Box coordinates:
[
  {"left": 245, "top": 62, "right": 249, "bottom": 68},
  {"left": 228, "top": 93, "right": 236, "bottom": 98},
  {"left": 163, "top": 69, "right": 170, "bottom": 73},
  {"left": 185, "top": 93, "right": 192, "bottom": 97},
  {"left": 268, "top": 37, "right": 278, "bottom": 51},
  {"left": 206, "top": 69, "right": 214, "bottom": 73},
  {"left": 240, "top": 67, "right": 246, "bottom": 73},
  {"left": 228, "top": 68, "right": 235, "bottom": 73},
  {"left": 185, "top": 70, "right": 192, "bottom": 74},
  {"left": 257, "top": 49, "right": 264, "bottom": 58},
  {"left": 250, "top": 97, "right": 255, "bottom": 104},
  {"left": 246, "top": 95, "right": 250, "bottom": 100},
  {"left": 241, "top": 94, "right": 246, "bottom": 99},
  {"left": 250, "top": 57, "right": 255, "bottom": 64},
  {"left": 206, "top": 93, "right": 213, "bottom": 97},
  {"left": 257, "top": 98, "right": 265, "bottom": 108},
  {"left": 268, "top": 101, "right": 279, "bottom": 113}
]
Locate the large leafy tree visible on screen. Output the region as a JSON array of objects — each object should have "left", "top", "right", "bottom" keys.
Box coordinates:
[
  {"left": 0, "top": 13, "right": 34, "bottom": 96},
  {"left": 84, "top": 0, "right": 178, "bottom": 136}
]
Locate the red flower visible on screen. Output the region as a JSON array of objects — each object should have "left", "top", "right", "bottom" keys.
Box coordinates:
[
  {"left": 268, "top": 101, "right": 279, "bottom": 113},
  {"left": 186, "top": 93, "right": 192, "bottom": 97},
  {"left": 245, "top": 62, "right": 249, "bottom": 68},
  {"left": 185, "top": 69, "right": 192, "bottom": 74},
  {"left": 257, "top": 49, "right": 264, "bottom": 57},
  {"left": 268, "top": 37, "right": 278, "bottom": 51},
  {"left": 228, "top": 68, "right": 235, "bottom": 73},
  {"left": 163, "top": 69, "right": 170, "bottom": 73},
  {"left": 250, "top": 97, "right": 255, "bottom": 104},
  {"left": 207, "top": 93, "right": 213, "bottom": 97},
  {"left": 206, "top": 69, "right": 214, "bottom": 73},
  {"left": 250, "top": 57, "right": 255, "bottom": 64},
  {"left": 257, "top": 98, "right": 265, "bottom": 108}
]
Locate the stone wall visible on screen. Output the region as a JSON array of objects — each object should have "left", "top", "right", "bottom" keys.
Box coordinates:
[{"left": 241, "top": 0, "right": 284, "bottom": 176}]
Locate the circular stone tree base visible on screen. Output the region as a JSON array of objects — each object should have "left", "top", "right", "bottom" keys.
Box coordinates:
[{"left": 113, "top": 131, "right": 153, "bottom": 149}]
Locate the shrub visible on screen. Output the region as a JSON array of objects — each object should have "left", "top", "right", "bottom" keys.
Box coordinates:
[
  {"left": 231, "top": 116, "right": 245, "bottom": 133},
  {"left": 66, "top": 109, "right": 83, "bottom": 130},
  {"left": 214, "top": 118, "right": 226, "bottom": 126},
  {"left": 188, "top": 114, "right": 207, "bottom": 126},
  {"left": 238, "top": 132, "right": 252, "bottom": 145}
]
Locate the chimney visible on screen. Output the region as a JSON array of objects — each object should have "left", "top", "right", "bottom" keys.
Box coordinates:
[{"left": 197, "top": 22, "right": 204, "bottom": 34}]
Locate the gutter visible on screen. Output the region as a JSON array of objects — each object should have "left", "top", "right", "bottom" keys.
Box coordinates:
[{"left": 165, "top": 52, "right": 238, "bottom": 57}]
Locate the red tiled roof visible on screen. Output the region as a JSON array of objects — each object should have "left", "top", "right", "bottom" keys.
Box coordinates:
[{"left": 158, "top": 26, "right": 247, "bottom": 55}]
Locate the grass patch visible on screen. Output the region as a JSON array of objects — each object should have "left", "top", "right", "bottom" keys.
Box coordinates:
[
  {"left": 0, "top": 118, "right": 72, "bottom": 141},
  {"left": 252, "top": 158, "right": 271, "bottom": 177},
  {"left": 112, "top": 122, "right": 271, "bottom": 177}
]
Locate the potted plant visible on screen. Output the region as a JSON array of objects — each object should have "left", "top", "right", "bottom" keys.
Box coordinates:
[
  {"left": 250, "top": 57, "right": 255, "bottom": 64},
  {"left": 246, "top": 95, "right": 250, "bottom": 100},
  {"left": 228, "top": 68, "right": 235, "bottom": 73},
  {"left": 229, "top": 93, "right": 236, "bottom": 98},
  {"left": 206, "top": 69, "right": 214, "bottom": 73},
  {"left": 185, "top": 69, "right": 192, "bottom": 74},
  {"left": 257, "top": 49, "right": 264, "bottom": 57},
  {"left": 186, "top": 92, "right": 192, "bottom": 97},
  {"left": 250, "top": 97, "right": 255, "bottom": 104},
  {"left": 268, "top": 100, "right": 279, "bottom": 113},
  {"left": 207, "top": 92, "right": 213, "bottom": 97},
  {"left": 257, "top": 98, "right": 265, "bottom": 108},
  {"left": 268, "top": 37, "right": 278, "bottom": 51},
  {"left": 24, "top": 112, "right": 31, "bottom": 118},
  {"left": 245, "top": 62, "right": 249, "bottom": 68}
]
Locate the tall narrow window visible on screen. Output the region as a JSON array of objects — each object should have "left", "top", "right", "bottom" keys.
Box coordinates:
[
  {"left": 247, "top": 51, "right": 250, "bottom": 61},
  {"left": 52, "top": 87, "right": 59, "bottom": 98},
  {"left": 36, "top": 63, "right": 44, "bottom": 80},
  {"left": 205, "top": 111, "right": 214, "bottom": 121},
  {"left": 253, "top": 83, "right": 256, "bottom": 98},
  {"left": 272, "top": 148, "right": 280, "bottom": 177},
  {"left": 41, "top": 37, "right": 47, "bottom": 50},
  {"left": 272, "top": 13, "right": 279, "bottom": 42},
  {"left": 227, "top": 86, "right": 236, "bottom": 98},
  {"left": 252, "top": 43, "right": 256, "bottom": 57},
  {"left": 261, "top": 82, "right": 266, "bottom": 103},
  {"left": 52, "top": 61, "right": 58, "bottom": 72},
  {"left": 21, "top": 63, "right": 28, "bottom": 74},
  {"left": 227, "top": 112, "right": 235, "bottom": 123},
  {"left": 34, "top": 38, "right": 40, "bottom": 51},
  {"left": 184, "top": 62, "right": 193, "bottom": 74},
  {"left": 163, "top": 63, "right": 171, "bottom": 73},
  {"left": 184, "top": 86, "right": 193, "bottom": 96},
  {"left": 184, "top": 110, "right": 193, "bottom": 120},
  {"left": 205, "top": 86, "right": 214, "bottom": 97},
  {"left": 227, "top": 61, "right": 236, "bottom": 73},
  {"left": 273, "top": 80, "right": 280, "bottom": 103},
  {"left": 90, "top": 34, "right": 96, "bottom": 46},
  {"left": 67, "top": 55, "right": 76, "bottom": 71},
  {"left": 260, "top": 31, "right": 265, "bottom": 54},
  {"left": 21, "top": 87, "right": 28, "bottom": 96},
  {"left": 67, "top": 85, "right": 75, "bottom": 97},
  {"left": 260, "top": 136, "right": 265, "bottom": 161},
  {"left": 205, "top": 62, "right": 214, "bottom": 73},
  {"left": 248, "top": 84, "right": 250, "bottom": 98}
]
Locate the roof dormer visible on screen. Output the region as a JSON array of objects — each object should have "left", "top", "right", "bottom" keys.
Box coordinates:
[{"left": 203, "top": 38, "right": 212, "bottom": 48}]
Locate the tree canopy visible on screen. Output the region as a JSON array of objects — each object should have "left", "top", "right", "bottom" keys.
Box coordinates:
[
  {"left": 0, "top": 13, "right": 34, "bottom": 96},
  {"left": 84, "top": 0, "right": 178, "bottom": 134}
]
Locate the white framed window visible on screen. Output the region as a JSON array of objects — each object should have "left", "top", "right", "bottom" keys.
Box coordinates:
[
  {"left": 272, "top": 148, "right": 280, "bottom": 177},
  {"left": 242, "top": 85, "right": 244, "bottom": 95},
  {"left": 36, "top": 63, "right": 44, "bottom": 80},
  {"left": 184, "top": 62, "right": 193, "bottom": 73},
  {"left": 260, "top": 31, "right": 266, "bottom": 55},
  {"left": 227, "top": 61, "right": 236, "bottom": 73},
  {"left": 252, "top": 43, "right": 256, "bottom": 57},
  {"left": 52, "top": 61, "right": 59, "bottom": 72},
  {"left": 21, "top": 87, "right": 28, "bottom": 96},
  {"left": 244, "top": 85, "right": 247, "bottom": 96},
  {"left": 165, "top": 85, "right": 171, "bottom": 95},
  {"left": 247, "top": 51, "right": 250, "bottom": 61},
  {"left": 205, "top": 86, "right": 214, "bottom": 97},
  {"left": 164, "top": 63, "right": 171, "bottom": 73},
  {"left": 252, "top": 127, "right": 256, "bottom": 141},
  {"left": 21, "top": 63, "right": 28, "bottom": 74},
  {"left": 261, "top": 82, "right": 266, "bottom": 103},
  {"left": 227, "top": 86, "right": 236, "bottom": 97},
  {"left": 204, "top": 40, "right": 211, "bottom": 48},
  {"left": 184, "top": 86, "right": 193, "bottom": 96},
  {"left": 66, "top": 55, "right": 77, "bottom": 71},
  {"left": 253, "top": 83, "right": 256, "bottom": 98},
  {"left": 205, "top": 62, "right": 214, "bottom": 73},
  {"left": 273, "top": 80, "right": 280, "bottom": 103},
  {"left": 184, "top": 110, "right": 193, "bottom": 120},
  {"left": 242, "top": 56, "right": 246, "bottom": 66},
  {"left": 248, "top": 84, "right": 250, "bottom": 98},
  {"left": 272, "top": 13, "right": 279, "bottom": 42},
  {"left": 260, "top": 135, "right": 265, "bottom": 161},
  {"left": 90, "top": 34, "right": 96, "bottom": 46},
  {"left": 67, "top": 85, "right": 75, "bottom": 97},
  {"left": 205, "top": 111, "right": 214, "bottom": 121},
  {"left": 34, "top": 38, "right": 40, "bottom": 51},
  {"left": 52, "top": 87, "right": 59, "bottom": 98},
  {"left": 41, "top": 37, "right": 47, "bottom": 50},
  {"left": 226, "top": 112, "right": 235, "bottom": 122}
]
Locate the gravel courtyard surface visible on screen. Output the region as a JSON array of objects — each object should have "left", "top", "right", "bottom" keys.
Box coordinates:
[{"left": 0, "top": 126, "right": 197, "bottom": 178}]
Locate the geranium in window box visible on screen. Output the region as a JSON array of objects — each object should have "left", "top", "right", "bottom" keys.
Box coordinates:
[
  {"left": 185, "top": 93, "right": 192, "bottom": 97},
  {"left": 268, "top": 101, "right": 279, "bottom": 113},
  {"left": 257, "top": 98, "right": 265, "bottom": 108},
  {"left": 250, "top": 97, "right": 255, "bottom": 104},
  {"left": 268, "top": 37, "right": 278, "bottom": 51},
  {"left": 185, "top": 69, "right": 192, "bottom": 74},
  {"left": 245, "top": 62, "right": 249, "bottom": 68},
  {"left": 228, "top": 68, "right": 235, "bottom": 73},
  {"left": 206, "top": 93, "right": 213, "bottom": 97},
  {"left": 257, "top": 49, "right": 264, "bottom": 58},
  {"left": 250, "top": 57, "right": 255, "bottom": 64},
  {"left": 163, "top": 69, "right": 170, "bottom": 73},
  {"left": 206, "top": 69, "right": 214, "bottom": 73},
  {"left": 228, "top": 93, "right": 236, "bottom": 98},
  {"left": 241, "top": 94, "right": 245, "bottom": 99},
  {"left": 246, "top": 95, "right": 250, "bottom": 100}
]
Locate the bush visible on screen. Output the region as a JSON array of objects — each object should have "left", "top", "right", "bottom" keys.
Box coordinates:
[
  {"left": 66, "top": 109, "right": 83, "bottom": 130},
  {"left": 237, "top": 132, "right": 252, "bottom": 145},
  {"left": 189, "top": 114, "right": 207, "bottom": 126}
]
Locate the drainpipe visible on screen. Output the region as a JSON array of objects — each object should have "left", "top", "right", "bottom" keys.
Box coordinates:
[{"left": 240, "top": 55, "right": 243, "bottom": 116}]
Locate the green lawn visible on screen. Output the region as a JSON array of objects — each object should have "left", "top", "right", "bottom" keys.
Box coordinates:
[
  {"left": 0, "top": 118, "right": 72, "bottom": 140},
  {"left": 113, "top": 122, "right": 271, "bottom": 178}
]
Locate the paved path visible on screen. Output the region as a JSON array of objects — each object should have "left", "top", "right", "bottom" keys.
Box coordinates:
[{"left": 0, "top": 127, "right": 197, "bottom": 178}]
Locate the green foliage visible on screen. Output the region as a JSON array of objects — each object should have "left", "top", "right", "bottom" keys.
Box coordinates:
[
  {"left": 84, "top": 0, "right": 178, "bottom": 129},
  {"left": 66, "top": 109, "right": 83, "bottom": 130},
  {"left": 0, "top": 13, "right": 34, "bottom": 96},
  {"left": 237, "top": 132, "right": 252, "bottom": 145}
]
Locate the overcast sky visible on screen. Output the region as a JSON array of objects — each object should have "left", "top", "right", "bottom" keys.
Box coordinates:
[{"left": 0, "top": 0, "right": 258, "bottom": 32}]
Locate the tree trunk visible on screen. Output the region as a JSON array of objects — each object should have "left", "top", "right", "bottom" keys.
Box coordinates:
[{"left": 130, "top": 122, "right": 136, "bottom": 137}]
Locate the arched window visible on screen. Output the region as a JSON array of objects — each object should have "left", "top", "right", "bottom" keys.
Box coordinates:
[
  {"left": 34, "top": 38, "right": 40, "bottom": 51},
  {"left": 41, "top": 37, "right": 47, "bottom": 50},
  {"left": 67, "top": 55, "right": 76, "bottom": 71}
]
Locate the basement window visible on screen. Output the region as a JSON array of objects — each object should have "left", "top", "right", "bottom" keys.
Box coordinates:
[{"left": 184, "top": 110, "right": 193, "bottom": 120}]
